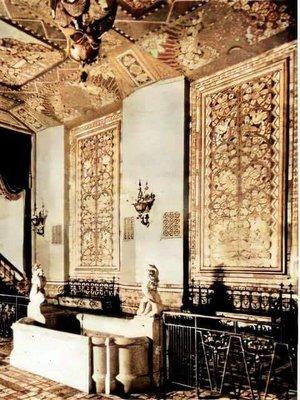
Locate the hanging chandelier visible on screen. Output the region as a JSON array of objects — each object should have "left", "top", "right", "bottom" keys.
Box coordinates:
[{"left": 51, "top": 0, "right": 118, "bottom": 65}]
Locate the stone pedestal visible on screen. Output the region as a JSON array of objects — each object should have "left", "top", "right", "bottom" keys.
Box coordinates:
[
  {"left": 115, "top": 337, "right": 150, "bottom": 394},
  {"left": 132, "top": 315, "right": 162, "bottom": 387},
  {"left": 91, "top": 337, "right": 106, "bottom": 393},
  {"left": 105, "top": 337, "right": 118, "bottom": 394},
  {"left": 91, "top": 337, "right": 118, "bottom": 395}
]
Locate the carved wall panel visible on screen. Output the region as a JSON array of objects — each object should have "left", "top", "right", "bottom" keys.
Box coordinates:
[
  {"left": 162, "top": 211, "right": 182, "bottom": 239},
  {"left": 70, "top": 112, "right": 121, "bottom": 278},
  {"left": 190, "top": 42, "right": 297, "bottom": 279}
]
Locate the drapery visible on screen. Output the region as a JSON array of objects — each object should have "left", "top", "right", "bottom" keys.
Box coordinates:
[
  {"left": 0, "top": 127, "right": 31, "bottom": 198},
  {"left": 0, "top": 127, "right": 32, "bottom": 278}
]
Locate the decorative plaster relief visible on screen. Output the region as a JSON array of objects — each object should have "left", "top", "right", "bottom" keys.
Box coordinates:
[
  {"left": 189, "top": 43, "right": 296, "bottom": 277},
  {"left": 138, "top": 9, "right": 219, "bottom": 73},
  {"left": 10, "top": 105, "right": 45, "bottom": 131},
  {"left": 116, "top": 49, "right": 155, "bottom": 87},
  {"left": 0, "top": 110, "right": 29, "bottom": 132},
  {"left": 162, "top": 211, "right": 181, "bottom": 239},
  {"left": 220, "top": 0, "right": 292, "bottom": 44},
  {"left": 0, "top": 38, "right": 62, "bottom": 87},
  {"left": 118, "top": 0, "right": 167, "bottom": 18},
  {"left": 70, "top": 112, "right": 121, "bottom": 278}
]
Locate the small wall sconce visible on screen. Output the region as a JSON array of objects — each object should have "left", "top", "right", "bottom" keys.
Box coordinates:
[
  {"left": 31, "top": 203, "right": 48, "bottom": 236},
  {"left": 133, "top": 180, "right": 155, "bottom": 227}
]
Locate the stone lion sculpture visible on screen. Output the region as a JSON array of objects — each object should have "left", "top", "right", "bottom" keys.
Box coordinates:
[{"left": 137, "top": 264, "right": 163, "bottom": 317}]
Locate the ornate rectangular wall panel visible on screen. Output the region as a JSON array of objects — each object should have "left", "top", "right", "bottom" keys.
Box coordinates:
[
  {"left": 70, "top": 112, "right": 121, "bottom": 278},
  {"left": 162, "top": 211, "right": 182, "bottom": 239},
  {"left": 190, "top": 42, "right": 297, "bottom": 278}
]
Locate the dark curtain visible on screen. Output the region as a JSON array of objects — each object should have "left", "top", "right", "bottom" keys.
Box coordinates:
[{"left": 0, "top": 127, "right": 32, "bottom": 278}]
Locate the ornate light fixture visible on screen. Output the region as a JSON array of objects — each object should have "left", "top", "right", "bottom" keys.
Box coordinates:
[
  {"left": 31, "top": 204, "right": 48, "bottom": 236},
  {"left": 51, "top": 0, "right": 118, "bottom": 66},
  {"left": 133, "top": 180, "right": 155, "bottom": 227}
]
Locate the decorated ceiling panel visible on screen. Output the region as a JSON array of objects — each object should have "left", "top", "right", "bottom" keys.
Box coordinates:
[{"left": 0, "top": 0, "right": 296, "bottom": 131}]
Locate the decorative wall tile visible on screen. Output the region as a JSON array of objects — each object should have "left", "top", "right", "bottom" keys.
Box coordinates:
[{"left": 162, "top": 211, "right": 181, "bottom": 238}]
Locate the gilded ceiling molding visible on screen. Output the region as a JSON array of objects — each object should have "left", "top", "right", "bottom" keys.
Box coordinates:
[
  {"left": 69, "top": 111, "right": 121, "bottom": 279},
  {"left": 110, "top": 44, "right": 178, "bottom": 97},
  {"left": 0, "top": 16, "right": 66, "bottom": 50},
  {"left": 116, "top": 49, "right": 155, "bottom": 86},
  {"left": 10, "top": 105, "right": 46, "bottom": 132},
  {"left": 0, "top": 109, "right": 31, "bottom": 133},
  {"left": 0, "top": 37, "right": 64, "bottom": 87},
  {"left": 118, "top": 0, "right": 168, "bottom": 19},
  {"left": 189, "top": 42, "right": 297, "bottom": 280}
]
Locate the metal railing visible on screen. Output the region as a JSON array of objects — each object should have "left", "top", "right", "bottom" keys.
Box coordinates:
[
  {"left": 163, "top": 311, "right": 297, "bottom": 399},
  {"left": 58, "top": 277, "right": 121, "bottom": 313},
  {"left": 0, "top": 253, "right": 29, "bottom": 296},
  {"left": 186, "top": 281, "right": 297, "bottom": 317},
  {"left": 0, "top": 293, "right": 29, "bottom": 337}
]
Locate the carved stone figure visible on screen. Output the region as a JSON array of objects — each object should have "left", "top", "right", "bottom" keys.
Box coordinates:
[
  {"left": 27, "top": 263, "right": 47, "bottom": 324},
  {"left": 137, "top": 264, "right": 163, "bottom": 317}
]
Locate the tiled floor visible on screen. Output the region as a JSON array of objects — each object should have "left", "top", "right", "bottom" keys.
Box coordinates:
[
  {"left": 0, "top": 340, "right": 209, "bottom": 400},
  {"left": 0, "top": 339, "right": 296, "bottom": 400}
]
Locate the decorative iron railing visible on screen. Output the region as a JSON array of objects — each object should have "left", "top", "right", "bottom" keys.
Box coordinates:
[
  {"left": 0, "top": 253, "right": 29, "bottom": 295},
  {"left": 186, "top": 281, "right": 297, "bottom": 316},
  {"left": 0, "top": 293, "right": 29, "bottom": 337},
  {"left": 58, "top": 277, "right": 121, "bottom": 313},
  {"left": 163, "top": 312, "right": 297, "bottom": 400}
]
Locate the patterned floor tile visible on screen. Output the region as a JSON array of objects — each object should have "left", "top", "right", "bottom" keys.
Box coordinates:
[{"left": 0, "top": 340, "right": 296, "bottom": 400}]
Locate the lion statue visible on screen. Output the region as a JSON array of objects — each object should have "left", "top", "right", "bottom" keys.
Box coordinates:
[
  {"left": 137, "top": 264, "right": 163, "bottom": 317},
  {"left": 27, "top": 263, "right": 47, "bottom": 323}
]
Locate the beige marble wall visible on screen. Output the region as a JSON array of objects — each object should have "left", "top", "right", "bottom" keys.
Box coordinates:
[
  {"left": 35, "top": 125, "right": 67, "bottom": 285},
  {"left": 120, "top": 76, "right": 186, "bottom": 287}
]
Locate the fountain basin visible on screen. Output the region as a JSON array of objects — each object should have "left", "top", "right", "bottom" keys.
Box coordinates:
[{"left": 10, "top": 313, "right": 159, "bottom": 394}]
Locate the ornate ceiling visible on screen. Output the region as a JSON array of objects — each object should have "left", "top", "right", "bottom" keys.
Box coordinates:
[{"left": 0, "top": 0, "right": 296, "bottom": 133}]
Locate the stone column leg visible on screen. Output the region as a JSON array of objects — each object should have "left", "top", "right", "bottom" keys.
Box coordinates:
[
  {"left": 91, "top": 337, "right": 106, "bottom": 393},
  {"left": 105, "top": 337, "right": 118, "bottom": 394},
  {"left": 115, "top": 337, "right": 137, "bottom": 394}
]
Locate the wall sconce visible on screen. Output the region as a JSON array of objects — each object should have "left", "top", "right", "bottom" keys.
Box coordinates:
[
  {"left": 31, "top": 204, "right": 48, "bottom": 236},
  {"left": 133, "top": 180, "right": 155, "bottom": 227}
]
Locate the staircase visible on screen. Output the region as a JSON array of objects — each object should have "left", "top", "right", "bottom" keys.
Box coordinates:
[{"left": 0, "top": 253, "right": 29, "bottom": 295}]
